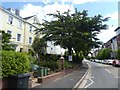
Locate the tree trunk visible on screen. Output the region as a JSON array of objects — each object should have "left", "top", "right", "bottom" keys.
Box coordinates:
[
  {"left": 76, "top": 53, "right": 79, "bottom": 61},
  {"left": 68, "top": 47, "right": 72, "bottom": 55},
  {"left": 38, "top": 53, "right": 40, "bottom": 64}
]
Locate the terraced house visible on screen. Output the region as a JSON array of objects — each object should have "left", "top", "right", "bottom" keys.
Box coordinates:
[
  {"left": 0, "top": 6, "right": 41, "bottom": 52},
  {"left": 0, "top": 6, "right": 65, "bottom": 55}
]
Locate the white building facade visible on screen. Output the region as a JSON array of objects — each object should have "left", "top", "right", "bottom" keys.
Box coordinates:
[{"left": 0, "top": 7, "right": 65, "bottom": 55}]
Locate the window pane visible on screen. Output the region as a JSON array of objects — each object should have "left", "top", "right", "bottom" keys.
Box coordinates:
[
  {"left": 18, "top": 20, "right": 22, "bottom": 28},
  {"left": 29, "top": 26, "right": 32, "bottom": 32},
  {"left": 8, "top": 15, "right": 13, "bottom": 24},
  {"left": 29, "top": 37, "right": 32, "bottom": 44},
  {"left": 17, "top": 34, "right": 21, "bottom": 41},
  {"left": 7, "top": 30, "right": 12, "bottom": 35}
]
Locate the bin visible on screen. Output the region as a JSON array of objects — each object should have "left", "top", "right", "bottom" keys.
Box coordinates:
[
  {"left": 37, "top": 67, "right": 44, "bottom": 77},
  {"left": 44, "top": 68, "right": 48, "bottom": 76},
  {"left": 2, "top": 73, "right": 30, "bottom": 89}
]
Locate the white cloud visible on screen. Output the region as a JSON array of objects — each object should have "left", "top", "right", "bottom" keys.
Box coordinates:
[
  {"left": 20, "top": 1, "right": 118, "bottom": 43},
  {"left": 42, "top": 0, "right": 51, "bottom": 4},
  {"left": 2, "top": 0, "right": 119, "bottom": 2},
  {"left": 97, "top": 26, "right": 117, "bottom": 43},
  {"left": 42, "top": 0, "right": 98, "bottom": 4},
  {"left": 20, "top": 2, "right": 75, "bottom": 23},
  {"left": 105, "top": 12, "right": 118, "bottom": 21},
  {"left": 72, "top": 0, "right": 97, "bottom": 4}
]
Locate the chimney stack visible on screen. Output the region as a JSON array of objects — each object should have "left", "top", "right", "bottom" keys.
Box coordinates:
[
  {"left": 15, "top": 9, "right": 20, "bottom": 16},
  {"left": 7, "top": 8, "right": 20, "bottom": 16}
]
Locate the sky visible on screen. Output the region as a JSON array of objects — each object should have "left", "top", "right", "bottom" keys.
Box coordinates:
[{"left": 1, "top": 0, "right": 119, "bottom": 43}]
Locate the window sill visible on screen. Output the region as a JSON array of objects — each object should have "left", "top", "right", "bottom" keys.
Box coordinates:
[
  {"left": 17, "top": 27, "right": 23, "bottom": 30},
  {"left": 29, "top": 31, "right": 33, "bottom": 34},
  {"left": 7, "top": 23, "right": 13, "bottom": 26}
]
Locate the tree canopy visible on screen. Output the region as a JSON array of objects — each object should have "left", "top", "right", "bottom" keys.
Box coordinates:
[
  {"left": 35, "top": 9, "right": 109, "bottom": 58},
  {"left": 96, "top": 48, "right": 112, "bottom": 60}
]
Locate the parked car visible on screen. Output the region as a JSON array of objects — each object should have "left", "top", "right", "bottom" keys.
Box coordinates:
[
  {"left": 112, "top": 59, "right": 120, "bottom": 67},
  {"left": 95, "top": 59, "right": 100, "bottom": 63},
  {"left": 102, "top": 60, "right": 108, "bottom": 64},
  {"left": 106, "top": 59, "right": 114, "bottom": 65},
  {"left": 100, "top": 60, "right": 105, "bottom": 64}
]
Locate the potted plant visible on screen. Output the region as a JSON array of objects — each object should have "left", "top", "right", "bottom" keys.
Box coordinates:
[{"left": 2, "top": 50, "right": 30, "bottom": 89}]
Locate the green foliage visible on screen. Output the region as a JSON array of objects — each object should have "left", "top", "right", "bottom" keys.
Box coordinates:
[
  {"left": 48, "top": 54, "right": 58, "bottom": 61},
  {"left": 64, "top": 60, "right": 72, "bottom": 68},
  {"left": 39, "top": 61, "right": 58, "bottom": 71},
  {"left": 2, "top": 50, "right": 30, "bottom": 77},
  {"left": 0, "top": 30, "right": 15, "bottom": 51},
  {"left": 35, "top": 9, "right": 109, "bottom": 57},
  {"left": 96, "top": 48, "right": 112, "bottom": 60},
  {"left": 32, "top": 36, "right": 47, "bottom": 64},
  {"left": 117, "top": 48, "right": 120, "bottom": 59},
  {"left": 32, "top": 36, "right": 47, "bottom": 54}
]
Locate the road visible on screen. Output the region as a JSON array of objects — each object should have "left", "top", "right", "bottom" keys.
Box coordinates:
[{"left": 78, "top": 60, "right": 120, "bottom": 90}]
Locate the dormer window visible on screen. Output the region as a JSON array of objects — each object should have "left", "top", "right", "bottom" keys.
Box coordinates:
[{"left": 33, "top": 17, "right": 36, "bottom": 24}]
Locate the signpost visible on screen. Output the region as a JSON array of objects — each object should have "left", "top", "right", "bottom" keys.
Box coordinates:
[{"left": 68, "top": 55, "right": 72, "bottom": 61}]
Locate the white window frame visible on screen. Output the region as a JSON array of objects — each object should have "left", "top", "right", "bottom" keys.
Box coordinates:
[
  {"left": 29, "top": 25, "right": 32, "bottom": 33},
  {"left": 7, "top": 30, "right": 12, "bottom": 35},
  {"left": 18, "top": 20, "right": 22, "bottom": 29},
  {"left": 8, "top": 15, "right": 13, "bottom": 25},
  {"left": 33, "top": 17, "right": 36, "bottom": 24},
  {"left": 17, "top": 34, "right": 21, "bottom": 41},
  {"left": 29, "top": 37, "right": 32, "bottom": 44}
]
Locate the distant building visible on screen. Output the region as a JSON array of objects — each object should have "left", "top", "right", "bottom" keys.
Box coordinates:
[
  {"left": 118, "top": 1, "right": 120, "bottom": 27},
  {"left": 104, "top": 36, "right": 118, "bottom": 58},
  {"left": 102, "top": 27, "right": 120, "bottom": 58}
]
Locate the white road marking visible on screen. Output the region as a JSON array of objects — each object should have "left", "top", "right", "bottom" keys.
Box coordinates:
[
  {"left": 91, "top": 76, "right": 94, "bottom": 79},
  {"left": 73, "top": 70, "right": 90, "bottom": 89},
  {"left": 84, "top": 69, "right": 94, "bottom": 88},
  {"left": 105, "top": 69, "right": 111, "bottom": 74},
  {"left": 84, "top": 77, "right": 94, "bottom": 88},
  {"left": 73, "top": 62, "right": 91, "bottom": 89},
  {"left": 114, "top": 76, "right": 120, "bottom": 78},
  {"left": 87, "top": 62, "right": 91, "bottom": 68}
]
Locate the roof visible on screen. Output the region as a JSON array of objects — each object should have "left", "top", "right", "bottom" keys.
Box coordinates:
[
  {"left": 115, "top": 27, "right": 120, "bottom": 31},
  {"left": 104, "top": 35, "right": 117, "bottom": 45},
  {"left": 23, "top": 15, "right": 36, "bottom": 20}
]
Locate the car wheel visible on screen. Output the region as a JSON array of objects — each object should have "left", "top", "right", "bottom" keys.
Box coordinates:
[{"left": 113, "top": 64, "right": 116, "bottom": 67}]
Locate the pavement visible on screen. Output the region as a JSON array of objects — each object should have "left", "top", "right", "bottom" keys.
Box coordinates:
[{"left": 30, "top": 61, "right": 88, "bottom": 89}]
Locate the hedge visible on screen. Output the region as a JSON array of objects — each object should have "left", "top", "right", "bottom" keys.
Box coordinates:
[{"left": 2, "top": 50, "right": 30, "bottom": 77}]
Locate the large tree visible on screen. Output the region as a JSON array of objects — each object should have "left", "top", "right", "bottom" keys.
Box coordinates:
[
  {"left": 32, "top": 36, "right": 47, "bottom": 64},
  {"left": 35, "top": 9, "right": 109, "bottom": 58}
]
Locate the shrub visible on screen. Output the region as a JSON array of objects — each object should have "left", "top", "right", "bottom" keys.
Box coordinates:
[
  {"left": 64, "top": 60, "right": 72, "bottom": 68},
  {"left": 39, "top": 61, "right": 58, "bottom": 71},
  {"left": 2, "top": 50, "right": 30, "bottom": 77}
]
